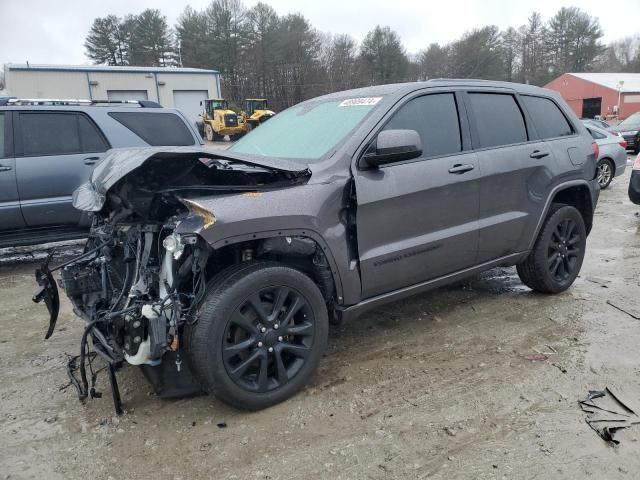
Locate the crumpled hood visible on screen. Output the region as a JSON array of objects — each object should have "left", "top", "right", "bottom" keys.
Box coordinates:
[{"left": 72, "top": 146, "right": 310, "bottom": 212}]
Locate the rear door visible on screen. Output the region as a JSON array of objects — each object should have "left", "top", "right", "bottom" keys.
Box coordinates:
[
  {"left": 354, "top": 91, "right": 480, "bottom": 298},
  {"left": 15, "top": 111, "right": 110, "bottom": 227},
  {"left": 464, "top": 91, "right": 558, "bottom": 263},
  {"left": 0, "top": 111, "right": 25, "bottom": 231}
]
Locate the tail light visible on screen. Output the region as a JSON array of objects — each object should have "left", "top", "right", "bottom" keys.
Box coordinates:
[
  {"left": 591, "top": 142, "right": 599, "bottom": 159},
  {"left": 619, "top": 139, "right": 628, "bottom": 149},
  {"left": 633, "top": 154, "right": 640, "bottom": 171}
]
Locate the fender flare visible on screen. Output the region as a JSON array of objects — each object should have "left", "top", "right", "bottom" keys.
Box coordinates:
[
  {"left": 208, "top": 228, "right": 345, "bottom": 303},
  {"left": 527, "top": 179, "right": 596, "bottom": 251}
]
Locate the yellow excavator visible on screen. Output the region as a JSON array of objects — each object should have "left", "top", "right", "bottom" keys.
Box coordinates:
[
  {"left": 197, "top": 98, "right": 245, "bottom": 141},
  {"left": 240, "top": 99, "right": 275, "bottom": 131}
]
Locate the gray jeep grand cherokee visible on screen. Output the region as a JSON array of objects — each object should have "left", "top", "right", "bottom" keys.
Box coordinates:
[{"left": 35, "top": 80, "right": 599, "bottom": 412}]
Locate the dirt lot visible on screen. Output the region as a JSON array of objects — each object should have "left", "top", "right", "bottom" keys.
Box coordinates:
[{"left": 1, "top": 159, "right": 639, "bottom": 480}]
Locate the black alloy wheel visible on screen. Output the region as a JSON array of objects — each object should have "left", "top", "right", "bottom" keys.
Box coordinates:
[
  {"left": 547, "top": 218, "right": 581, "bottom": 282},
  {"left": 516, "top": 204, "right": 586, "bottom": 293},
  {"left": 187, "top": 261, "right": 328, "bottom": 410},
  {"left": 222, "top": 285, "right": 315, "bottom": 393}
]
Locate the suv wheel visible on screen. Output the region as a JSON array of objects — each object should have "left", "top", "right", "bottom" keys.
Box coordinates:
[
  {"left": 516, "top": 204, "right": 586, "bottom": 294},
  {"left": 187, "top": 261, "right": 328, "bottom": 410},
  {"left": 595, "top": 158, "right": 614, "bottom": 189}
]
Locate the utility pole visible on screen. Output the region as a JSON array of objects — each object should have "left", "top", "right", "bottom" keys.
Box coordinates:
[{"left": 617, "top": 80, "right": 624, "bottom": 119}]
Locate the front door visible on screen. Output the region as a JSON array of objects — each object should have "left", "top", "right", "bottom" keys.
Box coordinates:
[
  {"left": 15, "top": 111, "right": 109, "bottom": 227},
  {"left": 0, "top": 111, "right": 25, "bottom": 231},
  {"left": 354, "top": 92, "right": 480, "bottom": 299}
]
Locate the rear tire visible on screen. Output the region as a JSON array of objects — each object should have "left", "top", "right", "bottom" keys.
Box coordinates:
[
  {"left": 516, "top": 204, "right": 586, "bottom": 294},
  {"left": 595, "top": 158, "right": 614, "bottom": 189},
  {"left": 187, "top": 261, "right": 328, "bottom": 410}
]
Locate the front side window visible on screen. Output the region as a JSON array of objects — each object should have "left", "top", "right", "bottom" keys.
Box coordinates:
[
  {"left": 231, "top": 99, "right": 379, "bottom": 162},
  {"left": 382, "top": 93, "right": 461, "bottom": 158},
  {"left": 522, "top": 95, "right": 573, "bottom": 139},
  {"left": 468, "top": 93, "right": 527, "bottom": 148}
]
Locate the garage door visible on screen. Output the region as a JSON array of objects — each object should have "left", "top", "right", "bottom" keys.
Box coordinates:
[
  {"left": 173, "top": 90, "right": 208, "bottom": 126},
  {"left": 107, "top": 90, "right": 149, "bottom": 102}
]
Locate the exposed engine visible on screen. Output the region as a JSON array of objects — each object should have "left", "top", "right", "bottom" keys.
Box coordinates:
[{"left": 32, "top": 149, "right": 324, "bottom": 413}]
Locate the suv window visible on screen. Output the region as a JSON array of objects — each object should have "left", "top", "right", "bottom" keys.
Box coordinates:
[
  {"left": 587, "top": 128, "right": 606, "bottom": 140},
  {"left": 468, "top": 93, "right": 527, "bottom": 148},
  {"left": 109, "top": 112, "right": 194, "bottom": 146},
  {"left": 383, "top": 93, "right": 461, "bottom": 158},
  {"left": 78, "top": 115, "right": 109, "bottom": 152},
  {"left": 20, "top": 112, "right": 109, "bottom": 157},
  {"left": 522, "top": 95, "right": 573, "bottom": 139},
  {"left": 0, "top": 113, "right": 5, "bottom": 158}
]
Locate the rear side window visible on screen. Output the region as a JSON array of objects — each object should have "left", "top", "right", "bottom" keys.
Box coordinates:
[
  {"left": 0, "top": 113, "right": 5, "bottom": 158},
  {"left": 522, "top": 95, "right": 573, "bottom": 139},
  {"left": 78, "top": 115, "right": 109, "bottom": 152},
  {"left": 587, "top": 128, "right": 606, "bottom": 140},
  {"left": 19, "top": 112, "right": 108, "bottom": 157},
  {"left": 383, "top": 93, "right": 461, "bottom": 158},
  {"left": 109, "top": 112, "right": 194, "bottom": 146},
  {"left": 468, "top": 93, "right": 527, "bottom": 148}
]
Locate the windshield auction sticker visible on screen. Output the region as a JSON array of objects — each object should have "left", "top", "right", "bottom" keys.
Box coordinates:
[{"left": 339, "top": 97, "right": 382, "bottom": 107}]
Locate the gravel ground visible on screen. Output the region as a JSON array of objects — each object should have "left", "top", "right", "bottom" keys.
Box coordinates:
[{"left": 0, "top": 158, "right": 639, "bottom": 480}]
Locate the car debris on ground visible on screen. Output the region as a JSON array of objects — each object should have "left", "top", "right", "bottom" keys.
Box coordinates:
[{"left": 579, "top": 388, "right": 640, "bottom": 444}]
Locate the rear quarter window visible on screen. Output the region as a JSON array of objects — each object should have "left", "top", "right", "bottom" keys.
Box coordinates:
[
  {"left": 522, "top": 95, "right": 574, "bottom": 139},
  {"left": 108, "top": 112, "right": 195, "bottom": 146}
]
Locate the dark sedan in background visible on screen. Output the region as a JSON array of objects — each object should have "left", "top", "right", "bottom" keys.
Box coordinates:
[{"left": 613, "top": 112, "right": 640, "bottom": 155}]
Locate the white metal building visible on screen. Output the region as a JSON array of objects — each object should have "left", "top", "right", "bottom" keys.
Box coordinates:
[{"left": 4, "top": 64, "right": 221, "bottom": 124}]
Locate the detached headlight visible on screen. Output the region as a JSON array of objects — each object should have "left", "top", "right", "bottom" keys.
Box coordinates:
[{"left": 163, "top": 233, "right": 185, "bottom": 260}]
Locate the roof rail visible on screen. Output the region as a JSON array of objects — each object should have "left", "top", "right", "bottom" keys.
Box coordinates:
[{"left": 0, "top": 98, "right": 162, "bottom": 108}]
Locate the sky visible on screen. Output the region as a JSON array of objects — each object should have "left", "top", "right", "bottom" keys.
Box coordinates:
[{"left": 1, "top": 0, "right": 639, "bottom": 66}]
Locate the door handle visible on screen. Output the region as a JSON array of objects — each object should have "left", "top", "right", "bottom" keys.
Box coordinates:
[
  {"left": 529, "top": 150, "right": 550, "bottom": 159},
  {"left": 448, "top": 164, "right": 475, "bottom": 174},
  {"left": 0, "top": 165, "right": 12, "bottom": 172},
  {"left": 83, "top": 156, "right": 100, "bottom": 165}
]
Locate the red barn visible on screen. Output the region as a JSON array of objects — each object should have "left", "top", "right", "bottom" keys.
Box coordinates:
[{"left": 545, "top": 73, "right": 640, "bottom": 120}]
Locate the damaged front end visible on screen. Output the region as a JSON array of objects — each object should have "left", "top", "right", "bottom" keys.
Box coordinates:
[{"left": 33, "top": 147, "right": 311, "bottom": 413}]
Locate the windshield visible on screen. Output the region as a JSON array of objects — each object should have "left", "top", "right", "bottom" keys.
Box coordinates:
[
  {"left": 210, "top": 100, "right": 227, "bottom": 110},
  {"left": 619, "top": 112, "right": 640, "bottom": 128},
  {"left": 230, "top": 98, "right": 380, "bottom": 162}
]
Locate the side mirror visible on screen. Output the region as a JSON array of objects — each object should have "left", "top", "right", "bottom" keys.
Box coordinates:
[{"left": 363, "top": 129, "right": 422, "bottom": 168}]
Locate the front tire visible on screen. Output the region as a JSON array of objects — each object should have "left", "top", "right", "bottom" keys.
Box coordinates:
[
  {"left": 204, "top": 124, "right": 214, "bottom": 141},
  {"left": 596, "top": 158, "right": 614, "bottom": 189},
  {"left": 187, "top": 262, "right": 328, "bottom": 410},
  {"left": 517, "top": 204, "right": 586, "bottom": 294}
]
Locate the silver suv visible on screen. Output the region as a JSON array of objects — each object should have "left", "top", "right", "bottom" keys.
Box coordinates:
[{"left": 0, "top": 99, "right": 203, "bottom": 247}]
